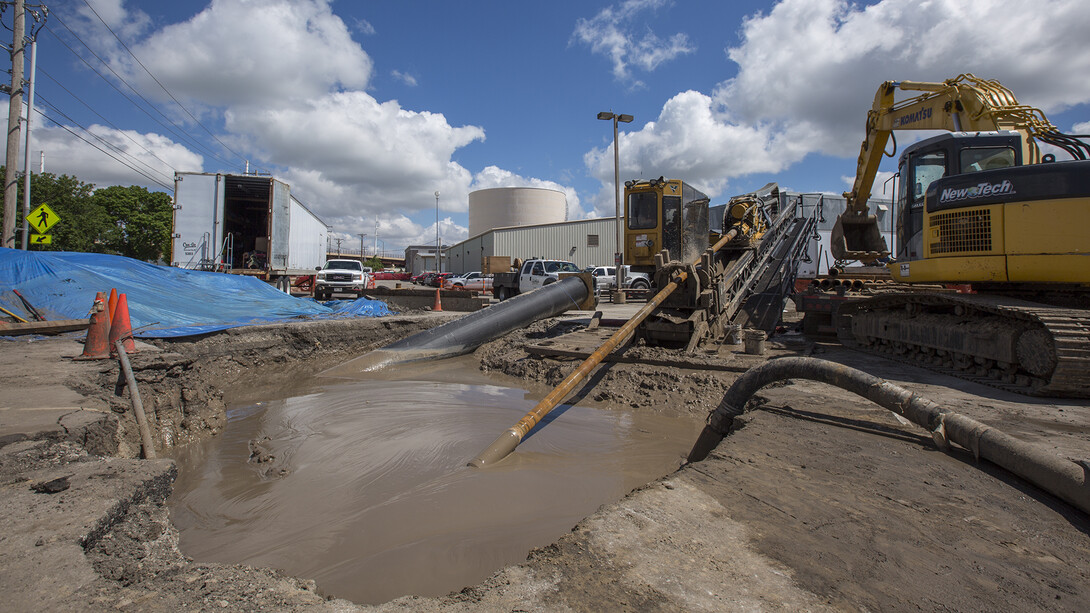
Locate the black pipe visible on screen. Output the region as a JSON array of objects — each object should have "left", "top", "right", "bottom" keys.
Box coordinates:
[
  {"left": 323, "top": 276, "right": 592, "bottom": 375},
  {"left": 687, "top": 357, "right": 1090, "bottom": 515}
]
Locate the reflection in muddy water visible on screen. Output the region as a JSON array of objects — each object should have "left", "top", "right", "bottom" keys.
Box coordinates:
[{"left": 170, "top": 357, "right": 701, "bottom": 605}]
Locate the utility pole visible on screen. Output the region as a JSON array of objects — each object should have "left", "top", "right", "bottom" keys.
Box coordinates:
[
  {"left": 3, "top": 0, "right": 25, "bottom": 249},
  {"left": 374, "top": 217, "right": 378, "bottom": 258},
  {"left": 358, "top": 233, "right": 366, "bottom": 261},
  {"left": 334, "top": 237, "right": 343, "bottom": 254},
  {"left": 19, "top": 30, "right": 37, "bottom": 250},
  {"left": 434, "top": 191, "right": 440, "bottom": 273}
]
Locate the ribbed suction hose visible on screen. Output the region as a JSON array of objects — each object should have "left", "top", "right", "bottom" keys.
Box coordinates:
[{"left": 687, "top": 357, "right": 1090, "bottom": 515}]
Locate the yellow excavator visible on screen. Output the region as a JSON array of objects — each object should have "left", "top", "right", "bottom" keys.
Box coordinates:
[{"left": 829, "top": 74, "right": 1090, "bottom": 396}]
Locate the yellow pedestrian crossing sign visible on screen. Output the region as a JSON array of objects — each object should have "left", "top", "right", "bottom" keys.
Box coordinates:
[
  {"left": 29, "top": 234, "right": 51, "bottom": 245},
  {"left": 29, "top": 203, "right": 59, "bottom": 234}
]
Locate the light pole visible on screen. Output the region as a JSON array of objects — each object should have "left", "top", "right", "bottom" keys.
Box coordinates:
[
  {"left": 434, "top": 190, "right": 441, "bottom": 273},
  {"left": 358, "top": 233, "right": 367, "bottom": 261},
  {"left": 597, "top": 111, "right": 633, "bottom": 294}
]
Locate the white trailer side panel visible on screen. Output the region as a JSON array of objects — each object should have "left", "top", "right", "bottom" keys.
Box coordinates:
[
  {"left": 172, "top": 173, "right": 224, "bottom": 269},
  {"left": 287, "top": 196, "right": 328, "bottom": 272},
  {"left": 268, "top": 179, "right": 292, "bottom": 271}
]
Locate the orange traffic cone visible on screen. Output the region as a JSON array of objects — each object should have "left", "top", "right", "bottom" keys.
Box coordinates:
[
  {"left": 109, "top": 293, "right": 137, "bottom": 356},
  {"left": 76, "top": 293, "right": 110, "bottom": 360},
  {"left": 107, "top": 288, "right": 118, "bottom": 324},
  {"left": 433, "top": 288, "right": 443, "bottom": 312}
]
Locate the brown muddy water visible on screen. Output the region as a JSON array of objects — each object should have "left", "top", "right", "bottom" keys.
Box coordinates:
[{"left": 169, "top": 356, "right": 702, "bottom": 604}]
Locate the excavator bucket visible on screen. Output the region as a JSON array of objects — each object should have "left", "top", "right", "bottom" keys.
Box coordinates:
[{"left": 829, "top": 214, "right": 890, "bottom": 264}]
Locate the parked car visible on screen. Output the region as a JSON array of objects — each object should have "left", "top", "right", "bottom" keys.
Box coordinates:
[
  {"left": 442, "top": 272, "right": 469, "bottom": 289},
  {"left": 446, "top": 271, "right": 493, "bottom": 292},
  {"left": 428, "top": 272, "right": 454, "bottom": 287}
]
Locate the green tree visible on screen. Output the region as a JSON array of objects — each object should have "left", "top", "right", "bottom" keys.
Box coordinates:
[
  {"left": 365, "top": 255, "right": 384, "bottom": 270},
  {"left": 92, "top": 185, "right": 173, "bottom": 261},
  {"left": 0, "top": 168, "right": 173, "bottom": 259},
  {"left": 1, "top": 169, "right": 109, "bottom": 252}
]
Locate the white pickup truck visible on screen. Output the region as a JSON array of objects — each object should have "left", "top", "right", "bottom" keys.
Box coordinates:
[
  {"left": 588, "top": 265, "right": 651, "bottom": 293},
  {"left": 313, "top": 259, "right": 372, "bottom": 300},
  {"left": 491, "top": 258, "right": 582, "bottom": 300}
]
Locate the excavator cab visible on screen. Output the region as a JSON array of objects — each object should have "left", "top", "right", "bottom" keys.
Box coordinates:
[{"left": 894, "top": 131, "right": 1023, "bottom": 262}]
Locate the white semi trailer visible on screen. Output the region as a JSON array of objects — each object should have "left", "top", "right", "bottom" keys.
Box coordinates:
[{"left": 170, "top": 172, "right": 328, "bottom": 291}]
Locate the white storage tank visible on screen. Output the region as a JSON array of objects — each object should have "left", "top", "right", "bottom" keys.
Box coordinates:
[{"left": 468, "top": 187, "right": 567, "bottom": 238}]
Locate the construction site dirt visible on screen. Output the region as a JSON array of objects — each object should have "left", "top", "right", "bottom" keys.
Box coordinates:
[{"left": 2, "top": 305, "right": 1089, "bottom": 612}]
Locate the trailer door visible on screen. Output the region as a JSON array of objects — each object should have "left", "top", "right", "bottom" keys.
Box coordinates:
[
  {"left": 172, "top": 173, "right": 224, "bottom": 269},
  {"left": 268, "top": 179, "right": 292, "bottom": 271}
]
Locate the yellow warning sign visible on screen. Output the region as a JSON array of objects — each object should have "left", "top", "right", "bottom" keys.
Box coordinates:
[
  {"left": 30, "top": 234, "right": 52, "bottom": 245},
  {"left": 28, "top": 203, "right": 60, "bottom": 234}
]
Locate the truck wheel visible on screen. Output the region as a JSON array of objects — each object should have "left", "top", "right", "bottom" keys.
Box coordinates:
[
  {"left": 543, "top": 278, "right": 556, "bottom": 286},
  {"left": 496, "top": 287, "right": 508, "bottom": 301},
  {"left": 631, "top": 279, "right": 649, "bottom": 290}
]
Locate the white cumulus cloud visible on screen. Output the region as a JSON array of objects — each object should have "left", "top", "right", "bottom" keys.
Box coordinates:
[
  {"left": 391, "top": 70, "right": 418, "bottom": 87},
  {"left": 31, "top": 122, "right": 202, "bottom": 190},
  {"left": 572, "top": 0, "right": 695, "bottom": 87},
  {"left": 122, "top": 0, "right": 372, "bottom": 108}
]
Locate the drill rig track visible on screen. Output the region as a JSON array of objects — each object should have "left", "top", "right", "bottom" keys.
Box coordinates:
[{"left": 837, "top": 292, "right": 1090, "bottom": 398}]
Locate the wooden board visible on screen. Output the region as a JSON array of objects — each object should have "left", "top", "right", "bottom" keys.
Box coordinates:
[{"left": 0, "top": 319, "right": 90, "bottom": 336}]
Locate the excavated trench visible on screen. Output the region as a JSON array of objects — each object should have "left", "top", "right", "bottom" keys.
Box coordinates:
[{"left": 167, "top": 354, "right": 702, "bottom": 604}]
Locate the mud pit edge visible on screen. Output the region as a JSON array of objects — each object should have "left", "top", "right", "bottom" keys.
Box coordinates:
[{"left": 3, "top": 312, "right": 1089, "bottom": 612}]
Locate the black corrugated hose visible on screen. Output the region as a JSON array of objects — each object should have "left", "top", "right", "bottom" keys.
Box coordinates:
[{"left": 687, "top": 356, "right": 1090, "bottom": 515}]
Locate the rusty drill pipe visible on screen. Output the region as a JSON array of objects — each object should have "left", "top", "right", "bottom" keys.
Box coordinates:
[
  {"left": 470, "top": 227, "right": 743, "bottom": 467},
  {"left": 687, "top": 357, "right": 1090, "bottom": 516},
  {"left": 469, "top": 273, "right": 687, "bottom": 467}
]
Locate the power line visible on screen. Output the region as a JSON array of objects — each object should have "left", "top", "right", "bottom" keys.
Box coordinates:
[
  {"left": 34, "top": 102, "right": 174, "bottom": 190},
  {"left": 38, "top": 66, "right": 177, "bottom": 173},
  {"left": 45, "top": 13, "right": 240, "bottom": 170},
  {"left": 37, "top": 94, "right": 175, "bottom": 186},
  {"left": 78, "top": 0, "right": 251, "bottom": 169}
]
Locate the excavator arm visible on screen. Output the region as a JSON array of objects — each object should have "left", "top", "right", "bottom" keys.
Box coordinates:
[{"left": 831, "top": 74, "right": 1059, "bottom": 264}]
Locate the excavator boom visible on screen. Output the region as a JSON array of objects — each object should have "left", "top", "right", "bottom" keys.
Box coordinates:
[{"left": 831, "top": 74, "right": 1060, "bottom": 264}]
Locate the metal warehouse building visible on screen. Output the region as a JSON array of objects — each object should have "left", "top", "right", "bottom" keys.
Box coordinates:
[{"left": 447, "top": 216, "right": 619, "bottom": 274}]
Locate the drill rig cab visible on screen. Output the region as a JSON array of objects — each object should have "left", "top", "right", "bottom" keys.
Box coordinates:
[{"left": 623, "top": 177, "right": 710, "bottom": 274}]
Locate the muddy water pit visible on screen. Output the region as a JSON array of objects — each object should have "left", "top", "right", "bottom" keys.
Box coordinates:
[{"left": 169, "top": 354, "right": 702, "bottom": 605}]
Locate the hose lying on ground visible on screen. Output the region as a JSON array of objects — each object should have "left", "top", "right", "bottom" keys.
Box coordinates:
[{"left": 687, "top": 356, "right": 1090, "bottom": 516}]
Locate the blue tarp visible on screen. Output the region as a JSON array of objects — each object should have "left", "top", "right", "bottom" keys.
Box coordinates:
[{"left": 0, "top": 248, "right": 391, "bottom": 338}]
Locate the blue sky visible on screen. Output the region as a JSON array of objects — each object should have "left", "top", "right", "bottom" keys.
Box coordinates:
[{"left": 10, "top": 0, "right": 1090, "bottom": 253}]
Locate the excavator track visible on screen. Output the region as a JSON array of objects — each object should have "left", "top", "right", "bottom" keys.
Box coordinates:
[{"left": 837, "top": 293, "right": 1090, "bottom": 398}]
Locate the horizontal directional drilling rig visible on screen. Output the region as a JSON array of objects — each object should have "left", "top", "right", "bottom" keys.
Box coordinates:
[{"left": 622, "top": 179, "right": 818, "bottom": 352}]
